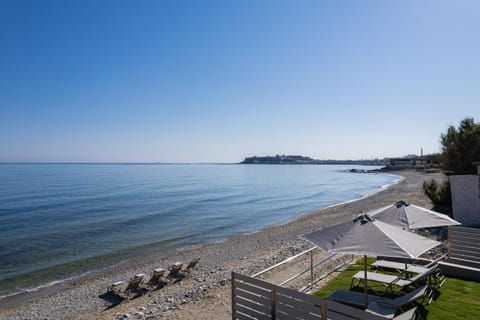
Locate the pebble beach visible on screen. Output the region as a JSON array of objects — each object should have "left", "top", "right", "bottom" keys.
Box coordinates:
[{"left": 0, "top": 169, "right": 444, "bottom": 320}]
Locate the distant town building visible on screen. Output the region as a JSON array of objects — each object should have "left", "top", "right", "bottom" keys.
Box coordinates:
[
  {"left": 389, "top": 158, "right": 415, "bottom": 167},
  {"left": 388, "top": 156, "right": 431, "bottom": 168}
]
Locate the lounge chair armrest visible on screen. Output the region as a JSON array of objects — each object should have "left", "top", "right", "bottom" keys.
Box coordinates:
[{"left": 108, "top": 281, "right": 125, "bottom": 292}]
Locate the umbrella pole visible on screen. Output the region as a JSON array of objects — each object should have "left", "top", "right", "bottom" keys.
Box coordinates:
[
  {"left": 310, "top": 249, "right": 313, "bottom": 289},
  {"left": 364, "top": 255, "right": 368, "bottom": 308}
]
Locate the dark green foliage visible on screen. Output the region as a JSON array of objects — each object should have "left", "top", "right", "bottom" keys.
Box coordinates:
[
  {"left": 440, "top": 117, "right": 480, "bottom": 175},
  {"left": 425, "top": 153, "right": 442, "bottom": 165},
  {"left": 422, "top": 179, "right": 452, "bottom": 215}
]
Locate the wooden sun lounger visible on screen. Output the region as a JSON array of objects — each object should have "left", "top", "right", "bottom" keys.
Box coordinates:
[
  {"left": 185, "top": 258, "right": 200, "bottom": 271},
  {"left": 367, "top": 285, "right": 429, "bottom": 318},
  {"left": 352, "top": 266, "right": 437, "bottom": 295},
  {"left": 372, "top": 260, "right": 446, "bottom": 287},
  {"left": 147, "top": 268, "right": 166, "bottom": 286},
  {"left": 107, "top": 281, "right": 125, "bottom": 295},
  {"left": 329, "top": 289, "right": 381, "bottom": 307},
  {"left": 124, "top": 273, "right": 146, "bottom": 292},
  {"left": 167, "top": 262, "right": 184, "bottom": 277}
]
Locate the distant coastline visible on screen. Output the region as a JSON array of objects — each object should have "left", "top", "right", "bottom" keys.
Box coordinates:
[{"left": 240, "top": 154, "right": 385, "bottom": 166}]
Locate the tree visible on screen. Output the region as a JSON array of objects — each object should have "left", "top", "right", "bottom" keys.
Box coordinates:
[
  {"left": 440, "top": 117, "right": 480, "bottom": 175},
  {"left": 423, "top": 117, "right": 479, "bottom": 215}
]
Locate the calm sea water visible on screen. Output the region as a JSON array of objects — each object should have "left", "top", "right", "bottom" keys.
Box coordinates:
[{"left": 0, "top": 163, "right": 399, "bottom": 293}]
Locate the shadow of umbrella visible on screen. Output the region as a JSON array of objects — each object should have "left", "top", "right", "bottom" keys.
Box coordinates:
[{"left": 302, "top": 214, "right": 441, "bottom": 308}]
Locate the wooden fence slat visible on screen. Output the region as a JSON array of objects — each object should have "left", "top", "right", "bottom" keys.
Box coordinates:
[
  {"left": 236, "top": 304, "right": 271, "bottom": 320},
  {"left": 450, "top": 243, "right": 480, "bottom": 256},
  {"left": 450, "top": 248, "right": 480, "bottom": 259},
  {"left": 450, "top": 226, "right": 480, "bottom": 234},
  {"left": 235, "top": 282, "right": 272, "bottom": 299},
  {"left": 450, "top": 239, "right": 480, "bottom": 252},
  {"left": 275, "top": 303, "right": 321, "bottom": 320},
  {"left": 450, "top": 253, "right": 480, "bottom": 264},
  {"left": 277, "top": 288, "right": 322, "bottom": 307},
  {"left": 451, "top": 227, "right": 480, "bottom": 234},
  {"left": 236, "top": 299, "right": 271, "bottom": 316},
  {"left": 276, "top": 286, "right": 324, "bottom": 305},
  {"left": 450, "top": 231, "right": 480, "bottom": 241},
  {"left": 450, "top": 238, "right": 480, "bottom": 249},
  {"left": 236, "top": 273, "right": 275, "bottom": 288},
  {"left": 234, "top": 311, "right": 257, "bottom": 320},
  {"left": 326, "top": 300, "right": 386, "bottom": 320},
  {"left": 235, "top": 288, "right": 271, "bottom": 304},
  {"left": 451, "top": 234, "right": 480, "bottom": 243},
  {"left": 276, "top": 294, "right": 322, "bottom": 316}
]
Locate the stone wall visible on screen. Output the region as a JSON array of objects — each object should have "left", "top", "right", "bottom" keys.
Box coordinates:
[{"left": 450, "top": 175, "right": 480, "bottom": 227}]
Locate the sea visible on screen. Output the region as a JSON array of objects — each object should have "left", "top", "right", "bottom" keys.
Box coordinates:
[{"left": 0, "top": 163, "right": 400, "bottom": 296}]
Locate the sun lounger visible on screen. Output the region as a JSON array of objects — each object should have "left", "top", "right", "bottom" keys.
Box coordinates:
[
  {"left": 167, "top": 262, "right": 183, "bottom": 277},
  {"left": 369, "top": 305, "right": 419, "bottom": 319},
  {"left": 329, "top": 289, "right": 381, "bottom": 307},
  {"left": 352, "top": 266, "right": 438, "bottom": 294},
  {"left": 107, "top": 281, "right": 125, "bottom": 295},
  {"left": 185, "top": 258, "right": 200, "bottom": 271},
  {"left": 108, "top": 273, "right": 146, "bottom": 295},
  {"left": 367, "top": 285, "right": 429, "bottom": 318},
  {"left": 147, "top": 268, "right": 166, "bottom": 286},
  {"left": 373, "top": 260, "right": 445, "bottom": 287},
  {"left": 329, "top": 285, "right": 428, "bottom": 319},
  {"left": 124, "top": 273, "right": 146, "bottom": 292}
]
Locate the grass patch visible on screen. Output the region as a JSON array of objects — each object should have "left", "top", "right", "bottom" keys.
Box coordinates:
[
  {"left": 313, "top": 257, "right": 377, "bottom": 298},
  {"left": 425, "top": 278, "right": 480, "bottom": 320},
  {"left": 313, "top": 259, "right": 480, "bottom": 319}
]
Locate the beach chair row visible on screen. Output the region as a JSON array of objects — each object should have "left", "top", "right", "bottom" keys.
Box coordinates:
[{"left": 107, "top": 258, "right": 200, "bottom": 296}]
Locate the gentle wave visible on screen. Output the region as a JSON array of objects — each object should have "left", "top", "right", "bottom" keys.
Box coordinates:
[{"left": 0, "top": 163, "right": 399, "bottom": 293}]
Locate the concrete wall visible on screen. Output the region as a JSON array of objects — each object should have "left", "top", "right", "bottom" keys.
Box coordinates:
[{"left": 450, "top": 175, "right": 480, "bottom": 227}]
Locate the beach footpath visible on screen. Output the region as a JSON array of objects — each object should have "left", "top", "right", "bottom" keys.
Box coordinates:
[{"left": 0, "top": 169, "right": 444, "bottom": 320}]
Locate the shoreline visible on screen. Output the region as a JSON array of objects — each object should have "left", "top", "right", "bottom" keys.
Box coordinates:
[
  {"left": 0, "top": 169, "right": 440, "bottom": 319},
  {"left": 0, "top": 169, "right": 401, "bottom": 302}
]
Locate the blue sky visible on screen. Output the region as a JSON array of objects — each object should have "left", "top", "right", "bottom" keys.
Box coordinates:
[{"left": 1, "top": 0, "right": 479, "bottom": 162}]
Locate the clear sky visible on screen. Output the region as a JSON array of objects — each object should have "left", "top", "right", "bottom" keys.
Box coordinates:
[{"left": 1, "top": 0, "right": 479, "bottom": 163}]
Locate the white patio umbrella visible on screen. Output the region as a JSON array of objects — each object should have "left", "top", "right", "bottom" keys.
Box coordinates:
[
  {"left": 369, "top": 200, "right": 461, "bottom": 230},
  {"left": 303, "top": 214, "right": 441, "bottom": 308}
]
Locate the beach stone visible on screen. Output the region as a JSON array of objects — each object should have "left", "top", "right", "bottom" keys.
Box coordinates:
[{"left": 134, "top": 311, "right": 144, "bottom": 319}]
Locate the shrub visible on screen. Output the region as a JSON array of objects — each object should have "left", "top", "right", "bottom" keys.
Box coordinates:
[{"left": 422, "top": 179, "right": 452, "bottom": 216}]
